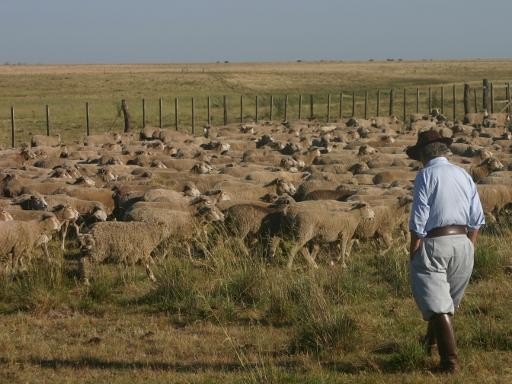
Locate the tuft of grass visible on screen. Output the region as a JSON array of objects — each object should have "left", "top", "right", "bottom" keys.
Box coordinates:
[
  {"left": 472, "top": 236, "right": 507, "bottom": 281},
  {"left": 289, "top": 309, "right": 358, "bottom": 356},
  {"left": 379, "top": 340, "right": 429, "bottom": 373},
  {"left": 371, "top": 248, "right": 410, "bottom": 298},
  {"left": 141, "top": 258, "right": 208, "bottom": 319}
]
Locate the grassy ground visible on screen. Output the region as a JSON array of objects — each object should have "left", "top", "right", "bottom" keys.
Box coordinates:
[
  {"left": 1, "top": 60, "right": 512, "bottom": 146},
  {"left": 0, "top": 227, "right": 510, "bottom": 383}
]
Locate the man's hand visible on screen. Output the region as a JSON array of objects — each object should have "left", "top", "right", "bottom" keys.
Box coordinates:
[
  {"left": 467, "top": 229, "right": 479, "bottom": 246},
  {"left": 409, "top": 231, "right": 422, "bottom": 260}
]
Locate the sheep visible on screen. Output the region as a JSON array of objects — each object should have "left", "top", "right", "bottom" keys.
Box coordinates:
[
  {"left": 31, "top": 134, "right": 61, "bottom": 147},
  {"left": 0, "top": 209, "right": 14, "bottom": 221},
  {"left": 353, "top": 196, "right": 412, "bottom": 255},
  {"left": 470, "top": 157, "right": 504, "bottom": 183},
  {"left": 52, "top": 204, "right": 80, "bottom": 251},
  {"left": 476, "top": 184, "right": 512, "bottom": 223},
  {"left": 0, "top": 214, "right": 61, "bottom": 273},
  {"left": 13, "top": 194, "right": 49, "bottom": 211},
  {"left": 78, "top": 221, "right": 166, "bottom": 283},
  {"left": 275, "top": 201, "right": 375, "bottom": 268},
  {"left": 79, "top": 204, "right": 224, "bottom": 284},
  {"left": 302, "top": 186, "right": 358, "bottom": 201}
]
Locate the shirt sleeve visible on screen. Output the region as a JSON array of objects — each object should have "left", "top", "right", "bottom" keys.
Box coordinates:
[
  {"left": 468, "top": 179, "right": 485, "bottom": 230},
  {"left": 409, "top": 171, "right": 430, "bottom": 238}
]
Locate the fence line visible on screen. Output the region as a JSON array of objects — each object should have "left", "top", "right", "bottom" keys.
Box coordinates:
[{"left": 3, "top": 79, "right": 512, "bottom": 148}]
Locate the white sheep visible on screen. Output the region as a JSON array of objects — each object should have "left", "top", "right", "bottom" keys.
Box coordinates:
[{"left": 0, "top": 214, "right": 61, "bottom": 273}]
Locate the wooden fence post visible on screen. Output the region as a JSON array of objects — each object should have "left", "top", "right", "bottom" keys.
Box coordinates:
[
  {"left": 191, "top": 97, "right": 195, "bottom": 134},
  {"left": 463, "top": 84, "right": 471, "bottom": 116},
  {"left": 269, "top": 95, "right": 274, "bottom": 121},
  {"left": 452, "top": 85, "right": 457, "bottom": 121},
  {"left": 483, "top": 79, "right": 490, "bottom": 112},
  {"left": 389, "top": 89, "right": 394, "bottom": 116},
  {"left": 159, "top": 98, "right": 163, "bottom": 128},
  {"left": 364, "top": 91, "right": 368, "bottom": 119},
  {"left": 403, "top": 88, "right": 407, "bottom": 122},
  {"left": 416, "top": 88, "right": 419, "bottom": 113},
  {"left": 284, "top": 95, "right": 288, "bottom": 122},
  {"left": 339, "top": 92, "right": 343, "bottom": 119},
  {"left": 440, "top": 86, "right": 444, "bottom": 114},
  {"left": 255, "top": 95, "right": 259, "bottom": 123},
  {"left": 351, "top": 91, "right": 355, "bottom": 117},
  {"left": 10, "top": 106, "right": 15, "bottom": 148},
  {"left": 327, "top": 94, "right": 331, "bottom": 122},
  {"left": 490, "top": 82, "right": 494, "bottom": 113},
  {"left": 207, "top": 96, "right": 211, "bottom": 126},
  {"left": 142, "top": 98, "right": 146, "bottom": 128},
  {"left": 175, "top": 97, "right": 179, "bottom": 131},
  {"left": 310, "top": 94, "right": 314, "bottom": 119},
  {"left": 240, "top": 95, "right": 244, "bottom": 124},
  {"left": 86, "top": 102, "right": 90, "bottom": 136},
  {"left": 223, "top": 96, "right": 228, "bottom": 126},
  {"left": 507, "top": 82, "right": 511, "bottom": 114},
  {"left": 45, "top": 105, "right": 50, "bottom": 136},
  {"left": 376, "top": 89, "right": 380, "bottom": 117},
  {"left": 121, "top": 99, "right": 131, "bottom": 133},
  {"left": 473, "top": 88, "right": 478, "bottom": 113},
  {"left": 428, "top": 87, "right": 432, "bottom": 113},
  {"left": 298, "top": 94, "right": 303, "bottom": 120}
]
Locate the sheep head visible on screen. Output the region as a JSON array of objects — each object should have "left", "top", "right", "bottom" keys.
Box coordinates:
[{"left": 196, "top": 204, "right": 225, "bottom": 224}]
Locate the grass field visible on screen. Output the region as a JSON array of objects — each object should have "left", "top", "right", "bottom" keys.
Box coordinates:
[
  {"left": 0, "top": 226, "right": 510, "bottom": 383},
  {"left": 1, "top": 60, "right": 512, "bottom": 146}
]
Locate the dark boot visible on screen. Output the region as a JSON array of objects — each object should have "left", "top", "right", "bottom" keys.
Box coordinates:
[
  {"left": 422, "top": 319, "right": 437, "bottom": 356},
  {"left": 432, "top": 314, "right": 459, "bottom": 373}
]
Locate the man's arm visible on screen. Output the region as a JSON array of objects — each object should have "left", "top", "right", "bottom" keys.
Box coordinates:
[{"left": 409, "top": 231, "right": 422, "bottom": 260}]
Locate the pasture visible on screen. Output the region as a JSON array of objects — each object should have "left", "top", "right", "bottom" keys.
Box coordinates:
[
  {"left": 0, "top": 61, "right": 512, "bottom": 384},
  {"left": 1, "top": 60, "right": 512, "bottom": 146}
]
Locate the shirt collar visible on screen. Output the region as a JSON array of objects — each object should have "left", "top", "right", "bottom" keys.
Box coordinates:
[{"left": 425, "top": 156, "right": 448, "bottom": 168}]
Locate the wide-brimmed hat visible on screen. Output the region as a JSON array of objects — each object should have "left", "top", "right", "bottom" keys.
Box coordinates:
[{"left": 405, "top": 130, "right": 453, "bottom": 160}]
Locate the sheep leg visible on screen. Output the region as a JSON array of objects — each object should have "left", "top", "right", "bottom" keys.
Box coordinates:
[
  {"left": 61, "top": 221, "right": 69, "bottom": 251},
  {"left": 78, "top": 256, "right": 93, "bottom": 286},
  {"left": 300, "top": 247, "right": 319, "bottom": 269},
  {"left": 310, "top": 244, "right": 320, "bottom": 261},
  {"left": 287, "top": 243, "right": 304, "bottom": 269},
  {"left": 338, "top": 236, "right": 349, "bottom": 268},
  {"left": 42, "top": 241, "right": 51, "bottom": 262},
  {"left": 145, "top": 263, "right": 157, "bottom": 282},
  {"left": 268, "top": 236, "right": 281, "bottom": 259},
  {"left": 378, "top": 231, "right": 394, "bottom": 256}
]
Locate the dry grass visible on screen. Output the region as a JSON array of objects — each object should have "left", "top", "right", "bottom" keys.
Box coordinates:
[
  {"left": 0, "top": 228, "right": 511, "bottom": 383},
  {"left": 1, "top": 60, "right": 512, "bottom": 146}
]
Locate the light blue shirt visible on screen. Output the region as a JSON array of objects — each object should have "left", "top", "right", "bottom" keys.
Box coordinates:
[{"left": 409, "top": 157, "right": 485, "bottom": 238}]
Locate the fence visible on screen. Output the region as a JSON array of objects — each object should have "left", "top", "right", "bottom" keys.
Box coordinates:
[{"left": 1, "top": 79, "right": 511, "bottom": 148}]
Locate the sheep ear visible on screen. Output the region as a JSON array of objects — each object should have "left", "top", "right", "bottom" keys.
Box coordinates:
[{"left": 351, "top": 202, "right": 367, "bottom": 210}]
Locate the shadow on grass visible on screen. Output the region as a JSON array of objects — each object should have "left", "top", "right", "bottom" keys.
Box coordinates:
[{"left": 0, "top": 351, "right": 431, "bottom": 375}]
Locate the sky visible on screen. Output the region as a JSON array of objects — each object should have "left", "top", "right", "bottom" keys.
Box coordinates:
[{"left": 0, "top": 0, "right": 511, "bottom": 64}]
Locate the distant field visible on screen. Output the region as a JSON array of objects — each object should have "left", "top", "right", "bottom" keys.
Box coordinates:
[{"left": 1, "top": 60, "right": 512, "bottom": 146}]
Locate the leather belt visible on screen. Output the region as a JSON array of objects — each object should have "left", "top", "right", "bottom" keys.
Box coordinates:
[{"left": 426, "top": 225, "right": 468, "bottom": 238}]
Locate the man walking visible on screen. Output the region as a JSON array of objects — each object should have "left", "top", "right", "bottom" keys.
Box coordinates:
[{"left": 406, "top": 130, "right": 485, "bottom": 373}]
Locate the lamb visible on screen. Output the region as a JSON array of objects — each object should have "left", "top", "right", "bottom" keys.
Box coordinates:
[
  {"left": 0, "top": 214, "right": 61, "bottom": 273},
  {"left": 52, "top": 204, "right": 80, "bottom": 251}
]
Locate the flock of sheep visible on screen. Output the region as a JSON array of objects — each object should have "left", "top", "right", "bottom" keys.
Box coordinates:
[{"left": 1, "top": 109, "right": 511, "bottom": 282}]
